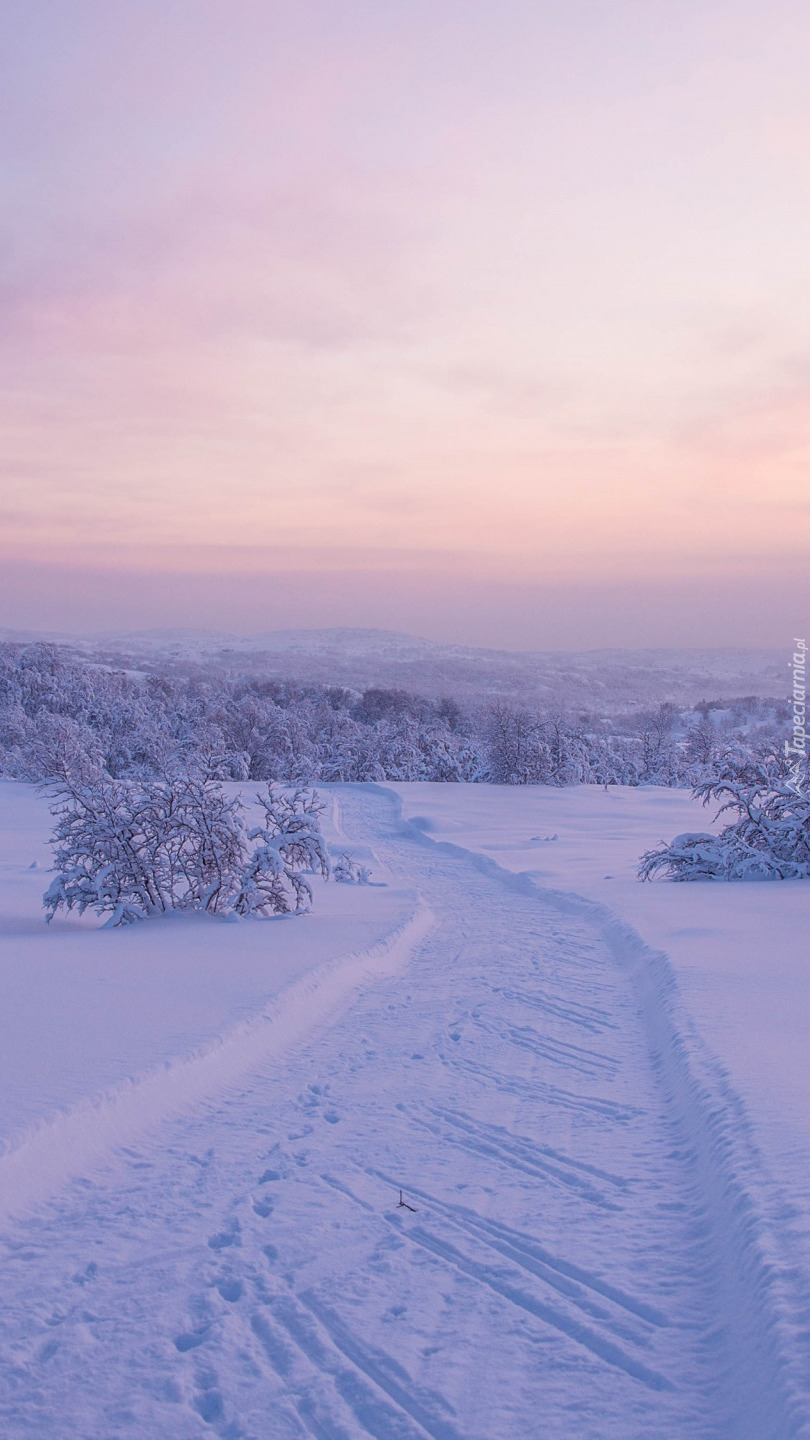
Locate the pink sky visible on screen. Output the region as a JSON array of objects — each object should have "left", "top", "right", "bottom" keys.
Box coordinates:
[{"left": 2, "top": 0, "right": 809, "bottom": 648}]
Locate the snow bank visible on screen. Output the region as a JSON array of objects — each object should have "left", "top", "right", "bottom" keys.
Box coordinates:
[
  {"left": 0, "top": 781, "right": 423, "bottom": 1219},
  {"left": 389, "top": 782, "right": 810, "bottom": 1220},
  {"left": 391, "top": 782, "right": 810, "bottom": 1428}
]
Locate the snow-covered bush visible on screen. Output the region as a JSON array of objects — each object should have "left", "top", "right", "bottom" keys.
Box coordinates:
[
  {"left": 333, "top": 851, "right": 372, "bottom": 885},
  {"left": 43, "top": 778, "right": 329, "bottom": 925},
  {"left": 0, "top": 639, "right": 790, "bottom": 793},
  {"left": 234, "top": 787, "right": 330, "bottom": 916},
  {"left": 638, "top": 756, "right": 810, "bottom": 881}
]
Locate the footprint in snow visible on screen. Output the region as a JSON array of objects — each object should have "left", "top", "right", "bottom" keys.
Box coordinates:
[
  {"left": 174, "top": 1330, "right": 207, "bottom": 1353},
  {"left": 207, "top": 1223, "right": 241, "bottom": 1250},
  {"left": 194, "top": 1387, "right": 224, "bottom": 1424},
  {"left": 215, "top": 1278, "right": 243, "bottom": 1303},
  {"left": 71, "top": 1262, "right": 98, "bottom": 1286}
]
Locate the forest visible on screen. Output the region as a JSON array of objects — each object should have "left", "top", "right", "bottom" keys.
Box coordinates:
[{"left": 0, "top": 641, "right": 789, "bottom": 790}]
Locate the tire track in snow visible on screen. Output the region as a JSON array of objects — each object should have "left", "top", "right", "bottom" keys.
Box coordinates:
[
  {"left": 203, "top": 1255, "right": 471, "bottom": 1440},
  {"left": 384, "top": 1180, "right": 667, "bottom": 1325},
  {"left": 393, "top": 1104, "right": 626, "bottom": 1209},
  {"left": 395, "top": 1224, "right": 673, "bottom": 1392},
  {"left": 3, "top": 783, "right": 802, "bottom": 1438},
  {"left": 379, "top": 784, "right": 810, "bottom": 1440},
  {"left": 489, "top": 982, "right": 619, "bottom": 1034},
  {"left": 448, "top": 1051, "right": 645, "bottom": 1123},
  {"left": 353, "top": 1167, "right": 667, "bottom": 1347},
  {"left": 472, "top": 1016, "right": 621, "bottom": 1080},
  {"left": 424, "top": 1105, "right": 632, "bottom": 1188}
]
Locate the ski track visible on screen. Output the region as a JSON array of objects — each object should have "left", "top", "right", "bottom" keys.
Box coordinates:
[{"left": 1, "top": 784, "right": 808, "bottom": 1439}]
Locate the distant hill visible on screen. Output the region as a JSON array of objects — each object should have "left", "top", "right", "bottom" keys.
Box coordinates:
[{"left": 0, "top": 626, "right": 786, "bottom": 713}]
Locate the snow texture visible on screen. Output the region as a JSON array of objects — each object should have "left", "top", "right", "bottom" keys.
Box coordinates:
[{"left": 0, "top": 779, "right": 808, "bottom": 1438}]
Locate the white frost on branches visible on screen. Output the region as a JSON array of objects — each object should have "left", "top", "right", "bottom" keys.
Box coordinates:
[
  {"left": 639, "top": 756, "right": 810, "bottom": 881},
  {"left": 0, "top": 641, "right": 795, "bottom": 792},
  {"left": 235, "top": 787, "right": 330, "bottom": 917},
  {"left": 332, "top": 851, "right": 372, "bottom": 885},
  {"left": 43, "top": 777, "right": 330, "bottom": 926}
]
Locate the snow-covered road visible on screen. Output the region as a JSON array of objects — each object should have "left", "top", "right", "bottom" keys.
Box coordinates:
[{"left": 1, "top": 784, "right": 808, "bottom": 1439}]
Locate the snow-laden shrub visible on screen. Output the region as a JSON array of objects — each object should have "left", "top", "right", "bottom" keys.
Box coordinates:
[
  {"left": 333, "top": 851, "right": 372, "bottom": 885},
  {"left": 233, "top": 787, "right": 330, "bottom": 915},
  {"left": 43, "top": 777, "right": 329, "bottom": 925},
  {"left": 638, "top": 756, "right": 810, "bottom": 881}
]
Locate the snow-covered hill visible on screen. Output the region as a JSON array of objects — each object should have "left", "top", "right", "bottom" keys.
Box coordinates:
[
  {"left": 1, "top": 781, "right": 809, "bottom": 1437},
  {"left": 0, "top": 625, "right": 786, "bottom": 711}
]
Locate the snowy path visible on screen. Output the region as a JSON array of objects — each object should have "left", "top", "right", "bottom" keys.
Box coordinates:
[{"left": 1, "top": 785, "right": 807, "bottom": 1439}]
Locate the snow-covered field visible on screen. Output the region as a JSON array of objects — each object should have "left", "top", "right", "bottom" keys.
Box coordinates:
[
  {"left": 392, "top": 782, "right": 810, "bottom": 1284},
  {"left": 0, "top": 783, "right": 419, "bottom": 1222},
  {"left": 1, "top": 780, "right": 809, "bottom": 1438}
]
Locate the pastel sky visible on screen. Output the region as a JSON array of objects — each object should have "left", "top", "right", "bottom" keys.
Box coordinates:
[{"left": 2, "top": 0, "right": 809, "bottom": 648}]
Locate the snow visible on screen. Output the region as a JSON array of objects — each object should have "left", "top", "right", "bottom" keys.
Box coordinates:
[
  {"left": 0, "top": 782, "right": 418, "bottom": 1218},
  {"left": 1, "top": 779, "right": 809, "bottom": 1438},
  {"left": 391, "top": 781, "right": 810, "bottom": 1276},
  {"left": 0, "top": 624, "right": 785, "bottom": 708}
]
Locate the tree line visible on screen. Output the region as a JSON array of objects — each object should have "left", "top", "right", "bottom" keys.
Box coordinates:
[{"left": 0, "top": 641, "right": 787, "bottom": 789}]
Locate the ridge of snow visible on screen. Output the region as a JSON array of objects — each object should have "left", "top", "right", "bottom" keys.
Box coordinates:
[
  {"left": 0, "top": 904, "right": 433, "bottom": 1226},
  {"left": 389, "top": 782, "right": 810, "bottom": 1438}
]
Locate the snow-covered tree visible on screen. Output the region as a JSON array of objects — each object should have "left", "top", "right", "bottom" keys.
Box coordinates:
[
  {"left": 43, "top": 777, "right": 330, "bottom": 925},
  {"left": 482, "top": 704, "right": 550, "bottom": 784},
  {"left": 0, "top": 639, "right": 789, "bottom": 796},
  {"left": 639, "top": 754, "right": 810, "bottom": 881},
  {"left": 234, "top": 786, "right": 330, "bottom": 915}
]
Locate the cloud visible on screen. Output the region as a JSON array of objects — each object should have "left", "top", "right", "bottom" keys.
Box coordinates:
[{"left": 3, "top": 0, "right": 810, "bottom": 644}]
